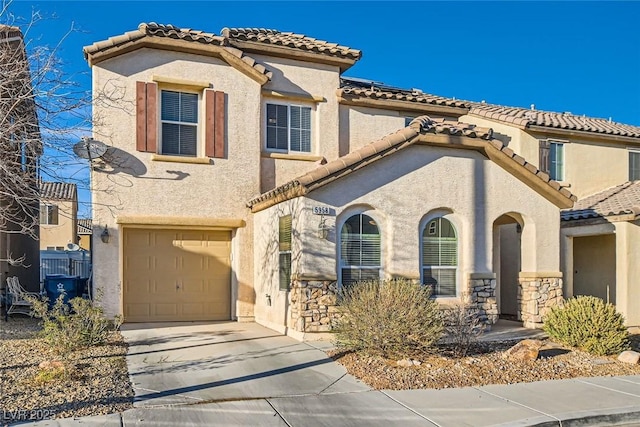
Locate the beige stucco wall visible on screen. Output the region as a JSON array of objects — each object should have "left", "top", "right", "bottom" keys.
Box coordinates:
[
  {"left": 91, "top": 48, "right": 264, "bottom": 319},
  {"left": 254, "top": 144, "right": 562, "bottom": 329},
  {"left": 39, "top": 199, "right": 77, "bottom": 250},
  {"left": 573, "top": 234, "right": 616, "bottom": 303},
  {"left": 255, "top": 55, "right": 342, "bottom": 191},
  {"left": 561, "top": 220, "right": 640, "bottom": 326},
  {"left": 339, "top": 106, "right": 407, "bottom": 154},
  {"left": 614, "top": 220, "right": 640, "bottom": 326},
  {"left": 339, "top": 106, "right": 460, "bottom": 155},
  {"left": 460, "top": 115, "right": 633, "bottom": 199}
]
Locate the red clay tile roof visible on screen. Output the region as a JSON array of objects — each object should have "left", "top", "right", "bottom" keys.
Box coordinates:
[
  {"left": 222, "top": 28, "right": 361, "bottom": 61},
  {"left": 40, "top": 181, "right": 77, "bottom": 201},
  {"left": 83, "top": 23, "right": 272, "bottom": 80},
  {"left": 470, "top": 105, "right": 640, "bottom": 138},
  {"left": 248, "top": 116, "right": 575, "bottom": 211},
  {"left": 339, "top": 77, "right": 471, "bottom": 109},
  {"left": 561, "top": 181, "right": 640, "bottom": 221}
]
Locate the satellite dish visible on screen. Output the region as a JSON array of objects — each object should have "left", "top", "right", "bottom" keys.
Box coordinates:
[
  {"left": 66, "top": 243, "right": 80, "bottom": 251},
  {"left": 73, "top": 137, "right": 107, "bottom": 160}
]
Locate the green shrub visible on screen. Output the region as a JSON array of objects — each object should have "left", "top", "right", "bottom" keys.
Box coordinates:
[
  {"left": 333, "top": 279, "right": 443, "bottom": 359},
  {"left": 543, "top": 295, "right": 629, "bottom": 356},
  {"left": 28, "top": 293, "right": 122, "bottom": 357}
]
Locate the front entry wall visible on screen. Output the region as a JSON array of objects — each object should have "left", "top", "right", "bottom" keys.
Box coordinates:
[
  {"left": 123, "top": 228, "right": 232, "bottom": 322},
  {"left": 254, "top": 146, "right": 565, "bottom": 332}
]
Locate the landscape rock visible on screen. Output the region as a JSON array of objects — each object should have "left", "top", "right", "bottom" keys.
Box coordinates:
[
  {"left": 396, "top": 358, "right": 421, "bottom": 367},
  {"left": 503, "top": 339, "right": 544, "bottom": 362},
  {"left": 618, "top": 350, "right": 640, "bottom": 364},
  {"left": 38, "top": 360, "right": 65, "bottom": 371}
]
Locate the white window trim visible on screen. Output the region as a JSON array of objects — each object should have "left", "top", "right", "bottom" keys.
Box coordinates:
[
  {"left": 159, "top": 88, "right": 202, "bottom": 158},
  {"left": 264, "top": 100, "right": 315, "bottom": 154},
  {"left": 419, "top": 212, "right": 460, "bottom": 299},
  {"left": 336, "top": 208, "right": 383, "bottom": 288}
]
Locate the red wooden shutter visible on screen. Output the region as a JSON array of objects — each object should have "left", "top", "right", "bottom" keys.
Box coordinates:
[
  {"left": 136, "top": 81, "right": 147, "bottom": 152},
  {"left": 135, "top": 81, "right": 158, "bottom": 153},
  {"left": 205, "top": 89, "right": 225, "bottom": 158}
]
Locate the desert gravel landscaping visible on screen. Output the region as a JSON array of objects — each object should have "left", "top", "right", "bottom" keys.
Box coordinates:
[
  {"left": 0, "top": 317, "right": 133, "bottom": 425},
  {"left": 2, "top": 317, "right": 640, "bottom": 425},
  {"left": 329, "top": 334, "right": 640, "bottom": 391}
]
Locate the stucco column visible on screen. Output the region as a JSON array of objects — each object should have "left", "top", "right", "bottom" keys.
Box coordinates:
[
  {"left": 518, "top": 272, "right": 563, "bottom": 328},
  {"left": 613, "top": 221, "right": 640, "bottom": 326}
]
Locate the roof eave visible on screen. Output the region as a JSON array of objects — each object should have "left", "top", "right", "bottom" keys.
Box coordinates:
[
  {"left": 337, "top": 92, "right": 469, "bottom": 117},
  {"left": 527, "top": 125, "right": 640, "bottom": 145},
  {"left": 85, "top": 38, "right": 270, "bottom": 85},
  {"left": 228, "top": 40, "right": 359, "bottom": 72},
  {"left": 561, "top": 212, "right": 639, "bottom": 227}
]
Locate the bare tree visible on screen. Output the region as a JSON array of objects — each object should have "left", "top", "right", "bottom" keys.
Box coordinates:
[{"left": 0, "top": 1, "right": 94, "bottom": 268}]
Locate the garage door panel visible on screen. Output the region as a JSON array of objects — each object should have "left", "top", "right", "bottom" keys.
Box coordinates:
[
  {"left": 123, "top": 228, "right": 232, "bottom": 322},
  {"left": 126, "top": 303, "right": 151, "bottom": 318}
]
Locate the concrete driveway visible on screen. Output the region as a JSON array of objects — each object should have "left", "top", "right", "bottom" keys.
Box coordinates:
[{"left": 120, "top": 322, "right": 370, "bottom": 407}]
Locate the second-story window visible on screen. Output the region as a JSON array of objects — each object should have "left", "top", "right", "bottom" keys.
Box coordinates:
[
  {"left": 266, "top": 103, "right": 311, "bottom": 153},
  {"left": 161, "top": 90, "right": 199, "bottom": 156},
  {"left": 630, "top": 151, "right": 640, "bottom": 181},
  {"left": 539, "top": 140, "right": 565, "bottom": 181},
  {"left": 39, "top": 204, "right": 59, "bottom": 225}
]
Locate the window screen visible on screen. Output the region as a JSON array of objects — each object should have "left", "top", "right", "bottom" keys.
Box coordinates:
[
  {"left": 422, "top": 218, "right": 457, "bottom": 297},
  {"left": 266, "top": 104, "right": 311, "bottom": 152},
  {"left": 340, "top": 214, "right": 380, "bottom": 287},
  {"left": 161, "top": 90, "right": 198, "bottom": 156},
  {"left": 630, "top": 152, "right": 640, "bottom": 181}
]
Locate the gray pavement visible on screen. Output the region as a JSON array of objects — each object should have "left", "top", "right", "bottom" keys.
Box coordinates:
[{"left": 18, "top": 321, "right": 640, "bottom": 427}]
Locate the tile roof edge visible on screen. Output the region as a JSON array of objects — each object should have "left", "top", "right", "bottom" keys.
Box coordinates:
[{"left": 83, "top": 23, "right": 272, "bottom": 81}]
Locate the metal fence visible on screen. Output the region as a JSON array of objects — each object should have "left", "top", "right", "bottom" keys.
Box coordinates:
[{"left": 40, "top": 250, "right": 91, "bottom": 283}]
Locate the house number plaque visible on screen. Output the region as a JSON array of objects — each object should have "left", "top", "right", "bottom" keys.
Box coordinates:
[{"left": 312, "top": 206, "right": 331, "bottom": 215}]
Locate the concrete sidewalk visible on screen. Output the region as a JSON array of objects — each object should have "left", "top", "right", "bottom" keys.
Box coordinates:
[
  {"left": 22, "top": 375, "right": 640, "bottom": 426},
  {"left": 17, "top": 321, "right": 640, "bottom": 426}
]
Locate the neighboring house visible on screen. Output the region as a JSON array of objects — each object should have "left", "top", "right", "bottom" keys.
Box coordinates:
[
  {"left": 39, "top": 181, "right": 78, "bottom": 251},
  {"left": 77, "top": 218, "right": 92, "bottom": 252},
  {"left": 456, "top": 107, "right": 640, "bottom": 325},
  {"left": 83, "top": 23, "right": 635, "bottom": 334},
  {"left": 0, "top": 25, "right": 41, "bottom": 292}
]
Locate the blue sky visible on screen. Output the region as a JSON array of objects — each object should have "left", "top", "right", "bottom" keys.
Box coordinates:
[{"left": 5, "top": 1, "right": 640, "bottom": 216}]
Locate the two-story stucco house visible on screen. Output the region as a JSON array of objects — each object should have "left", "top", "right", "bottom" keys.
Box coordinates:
[
  {"left": 39, "top": 181, "right": 78, "bottom": 251},
  {"left": 1, "top": 25, "right": 41, "bottom": 292},
  {"left": 83, "top": 23, "right": 635, "bottom": 337}
]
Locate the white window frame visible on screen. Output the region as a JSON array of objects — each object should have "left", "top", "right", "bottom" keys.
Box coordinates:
[
  {"left": 420, "top": 214, "right": 459, "bottom": 299},
  {"left": 629, "top": 150, "right": 640, "bottom": 181},
  {"left": 337, "top": 211, "right": 382, "bottom": 288},
  {"left": 159, "top": 89, "right": 201, "bottom": 157},
  {"left": 265, "top": 101, "right": 313, "bottom": 153}
]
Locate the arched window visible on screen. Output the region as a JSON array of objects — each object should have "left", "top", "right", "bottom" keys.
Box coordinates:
[
  {"left": 422, "top": 217, "right": 458, "bottom": 297},
  {"left": 340, "top": 213, "right": 380, "bottom": 287}
]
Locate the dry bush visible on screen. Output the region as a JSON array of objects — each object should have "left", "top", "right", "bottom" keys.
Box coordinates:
[
  {"left": 28, "top": 293, "right": 122, "bottom": 357},
  {"left": 442, "top": 302, "right": 485, "bottom": 357},
  {"left": 334, "top": 279, "right": 443, "bottom": 359},
  {"left": 543, "top": 295, "right": 629, "bottom": 356}
]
